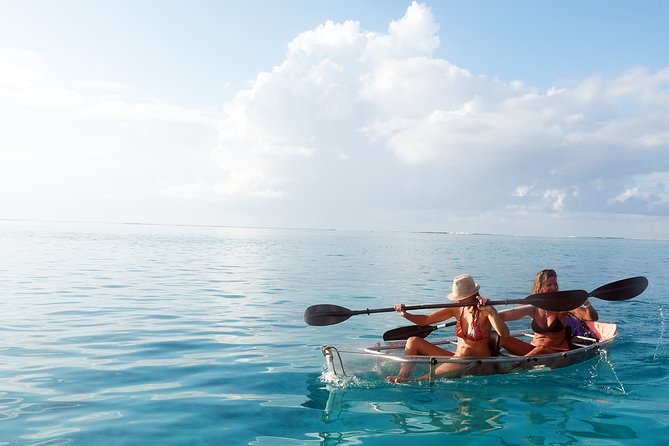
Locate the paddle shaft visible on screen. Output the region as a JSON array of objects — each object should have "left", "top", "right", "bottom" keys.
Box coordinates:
[{"left": 346, "top": 297, "right": 569, "bottom": 317}]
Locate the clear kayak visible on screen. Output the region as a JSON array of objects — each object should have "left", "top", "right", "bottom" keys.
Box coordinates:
[{"left": 321, "top": 321, "right": 617, "bottom": 383}]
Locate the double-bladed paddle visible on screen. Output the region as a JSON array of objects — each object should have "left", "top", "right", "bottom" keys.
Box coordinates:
[
  {"left": 303, "top": 290, "right": 589, "bottom": 327},
  {"left": 381, "top": 276, "right": 648, "bottom": 341}
]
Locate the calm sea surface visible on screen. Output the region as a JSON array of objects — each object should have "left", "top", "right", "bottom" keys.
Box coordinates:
[{"left": 0, "top": 220, "right": 667, "bottom": 445}]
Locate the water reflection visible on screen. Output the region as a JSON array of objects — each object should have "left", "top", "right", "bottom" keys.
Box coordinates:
[
  {"left": 303, "top": 373, "right": 639, "bottom": 445},
  {"left": 387, "top": 391, "right": 505, "bottom": 434}
]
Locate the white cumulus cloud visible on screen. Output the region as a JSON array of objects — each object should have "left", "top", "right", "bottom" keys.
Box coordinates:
[{"left": 205, "top": 1, "right": 669, "bottom": 222}]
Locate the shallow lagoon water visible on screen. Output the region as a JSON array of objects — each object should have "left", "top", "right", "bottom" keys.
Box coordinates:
[{"left": 0, "top": 220, "right": 667, "bottom": 445}]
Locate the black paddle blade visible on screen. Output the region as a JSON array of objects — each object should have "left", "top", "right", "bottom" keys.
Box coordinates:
[
  {"left": 383, "top": 324, "right": 436, "bottom": 341},
  {"left": 590, "top": 276, "right": 648, "bottom": 301},
  {"left": 304, "top": 304, "right": 354, "bottom": 326},
  {"left": 527, "top": 290, "right": 589, "bottom": 311}
]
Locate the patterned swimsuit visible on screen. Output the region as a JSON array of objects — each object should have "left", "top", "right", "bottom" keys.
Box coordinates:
[{"left": 455, "top": 307, "right": 488, "bottom": 341}]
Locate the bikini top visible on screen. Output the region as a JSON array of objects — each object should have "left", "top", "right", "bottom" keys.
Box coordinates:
[
  {"left": 531, "top": 315, "right": 565, "bottom": 334},
  {"left": 455, "top": 308, "right": 488, "bottom": 341}
]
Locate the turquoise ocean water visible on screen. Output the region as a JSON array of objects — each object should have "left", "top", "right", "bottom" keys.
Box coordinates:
[{"left": 0, "top": 220, "right": 667, "bottom": 445}]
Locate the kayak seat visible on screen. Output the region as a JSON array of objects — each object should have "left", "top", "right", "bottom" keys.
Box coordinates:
[
  {"left": 566, "top": 315, "right": 600, "bottom": 341},
  {"left": 489, "top": 331, "right": 501, "bottom": 356},
  {"left": 566, "top": 325, "right": 598, "bottom": 349}
]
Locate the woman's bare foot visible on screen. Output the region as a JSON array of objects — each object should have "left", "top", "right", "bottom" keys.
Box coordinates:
[{"left": 386, "top": 375, "right": 410, "bottom": 383}]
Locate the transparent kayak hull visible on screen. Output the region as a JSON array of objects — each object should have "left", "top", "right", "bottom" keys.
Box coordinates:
[{"left": 321, "top": 322, "right": 617, "bottom": 382}]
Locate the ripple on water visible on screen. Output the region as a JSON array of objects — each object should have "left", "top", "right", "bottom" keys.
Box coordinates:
[{"left": 1, "top": 223, "right": 668, "bottom": 445}]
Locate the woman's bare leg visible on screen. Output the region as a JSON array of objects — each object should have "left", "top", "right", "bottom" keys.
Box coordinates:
[
  {"left": 386, "top": 336, "right": 453, "bottom": 383},
  {"left": 499, "top": 335, "right": 534, "bottom": 356},
  {"left": 500, "top": 336, "right": 565, "bottom": 356}
]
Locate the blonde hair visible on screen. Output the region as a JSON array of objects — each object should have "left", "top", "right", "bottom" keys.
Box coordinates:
[{"left": 532, "top": 269, "right": 557, "bottom": 294}]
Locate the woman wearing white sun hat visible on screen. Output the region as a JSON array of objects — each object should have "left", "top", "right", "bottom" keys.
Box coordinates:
[{"left": 386, "top": 274, "right": 510, "bottom": 383}]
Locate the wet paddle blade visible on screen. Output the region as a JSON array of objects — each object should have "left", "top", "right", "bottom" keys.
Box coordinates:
[
  {"left": 383, "top": 324, "right": 436, "bottom": 341},
  {"left": 590, "top": 276, "right": 648, "bottom": 301},
  {"left": 304, "top": 304, "right": 354, "bottom": 326},
  {"left": 525, "top": 290, "right": 589, "bottom": 311}
]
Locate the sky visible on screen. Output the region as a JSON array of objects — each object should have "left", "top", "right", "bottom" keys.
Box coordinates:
[{"left": 1, "top": 1, "right": 669, "bottom": 238}]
